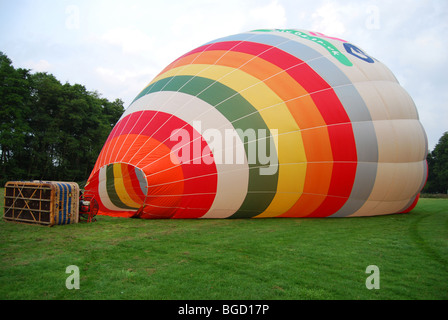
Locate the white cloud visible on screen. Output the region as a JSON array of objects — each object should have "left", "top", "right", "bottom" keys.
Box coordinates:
[
  {"left": 169, "top": 4, "right": 246, "bottom": 44},
  {"left": 248, "top": 0, "right": 287, "bottom": 29},
  {"left": 310, "top": 2, "right": 350, "bottom": 36},
  {"left": 399, "top": 33, "right": 446, "bottom": 69},
  {"left": 100, "top": 27, "right": 156, "bottom": 56},
  {"left": 94, "top": 65, "right": 159, "bottom": 107},
  {"left": 24, "top": 59, "right": 52, "bottom": 73}
]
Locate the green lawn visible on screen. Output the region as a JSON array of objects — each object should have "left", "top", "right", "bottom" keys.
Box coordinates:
[{"left": 0, "top": 188, "right": 447, "bottom": 300}]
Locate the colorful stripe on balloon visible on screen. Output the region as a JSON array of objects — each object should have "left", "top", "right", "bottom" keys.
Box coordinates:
[{"left": 86, "top": 29, "right": 428, "bottom": 218}]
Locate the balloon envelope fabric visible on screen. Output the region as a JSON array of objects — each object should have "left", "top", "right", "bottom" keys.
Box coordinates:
[{"left": 85, "top": 29, "right": 428, "bottom": 219}]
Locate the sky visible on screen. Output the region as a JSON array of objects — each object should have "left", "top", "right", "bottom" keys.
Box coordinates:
[{"left": 0, "top": 0, "right": 447, "bottom": 151}]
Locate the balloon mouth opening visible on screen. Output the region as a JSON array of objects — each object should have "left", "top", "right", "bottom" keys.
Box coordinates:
[
  {"left": 86, "top": 162, "right": 184, "bottom": 219},
  {"left": 88, "top": 162, "right": 149, "bottom": 213}
]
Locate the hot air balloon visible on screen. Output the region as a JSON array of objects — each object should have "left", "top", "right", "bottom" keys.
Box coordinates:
[{"left": 85, "top": 29, "right": 428, "bottom": 219}]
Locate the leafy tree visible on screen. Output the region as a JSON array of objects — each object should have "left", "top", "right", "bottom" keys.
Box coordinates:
[
  {"left": 423, "top": 132, "right": 448, "bottom": 194},
  {"left": 0, "top": 52, "right": 32, "bottom": 180},
  {"left": 0, "top": 52, "right": 124, "bottom": 185}
]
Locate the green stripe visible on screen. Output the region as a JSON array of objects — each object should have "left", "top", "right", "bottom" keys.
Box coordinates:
[
  {"left": 106, "top": 164, "right": 135, "bottom": 210},
  {"left": 253, "top": 29, "right": 353, "bottom": 67},
  {"left": 139, "top": 75, "right": 279, "bottom": 218}
]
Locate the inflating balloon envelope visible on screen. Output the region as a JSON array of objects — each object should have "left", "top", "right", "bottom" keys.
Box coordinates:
[{"left": 85, "top": 29, "right": 428, "bottom": 219}]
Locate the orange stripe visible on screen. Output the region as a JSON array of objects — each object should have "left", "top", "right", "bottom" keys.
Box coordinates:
[
  {"left": 280, "top": 128, "right": 334, "bottom": 217},
  {"left": 280, "top": 163, "right": 333, "bottom": 217},
  {"left": 99, "top": 134, "right": 185, "bottom": 190}
]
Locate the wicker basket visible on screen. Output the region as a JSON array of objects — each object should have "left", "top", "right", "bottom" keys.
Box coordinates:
[{"left": 3, "top": 181, "right": 79, "bottom": 226}]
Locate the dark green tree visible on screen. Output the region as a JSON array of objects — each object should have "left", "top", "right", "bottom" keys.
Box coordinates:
[
  {"left": 423, "top": 132, "right": 448, "bottom": 194},
  {"left": 0, "top": 52, "right": 124, "bottom": 185},
  {"left": 25, "top": 72, "right": 64, "bottom": 179},
  {"left": 0, "top": 52, "right": 32, "bottom": 180}
]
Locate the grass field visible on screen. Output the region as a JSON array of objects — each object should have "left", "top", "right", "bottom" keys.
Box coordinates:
[{"left": 0, "top": 187, "right": 447, "bottom": 300}]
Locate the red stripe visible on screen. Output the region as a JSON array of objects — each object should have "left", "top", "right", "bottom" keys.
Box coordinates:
[
  {"left": 127, "top": 165, "right": 146, "bottom": 203},
  {"left": 399, "top": 194, "right": 420, "bottom": 214}
]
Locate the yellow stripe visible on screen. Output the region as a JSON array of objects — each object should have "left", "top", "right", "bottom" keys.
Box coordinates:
[
  {"left": 113, "top": 163, "right": 141, "bottom": 208},
  {"left": 152, "top": 65, "right": 307, "bottom": 216}
]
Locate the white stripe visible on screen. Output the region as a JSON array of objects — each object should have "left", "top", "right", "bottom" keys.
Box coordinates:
[{"left": 98, "top": 165, "right": 124, "bottom": 212}]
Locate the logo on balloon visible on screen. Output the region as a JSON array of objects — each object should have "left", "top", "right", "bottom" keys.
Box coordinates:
[
  {"left": 343, "top": 43, "right": 375, "bottom": 63},
  {"left": 253, "top": 29, "right": 376, "bottom": 65}
]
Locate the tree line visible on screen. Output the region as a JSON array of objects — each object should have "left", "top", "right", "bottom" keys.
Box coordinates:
[
  {"left": 423, "top": 131, "right": 448, "bottom": 194},
  {"left": 1, "top": 51, "right": 447, "bottom": 193},
  {"left": 1, "top": 52, "right": 124, "bottom": 185}
]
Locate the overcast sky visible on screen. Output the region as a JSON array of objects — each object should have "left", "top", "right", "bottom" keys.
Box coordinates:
[{"left": 1, "top": 0, "right": 446, "bottom": 151}]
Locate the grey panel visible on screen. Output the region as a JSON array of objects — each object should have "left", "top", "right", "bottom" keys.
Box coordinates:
[{"left": 330, "top": 162, "right": 378, "bottom": 217}]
